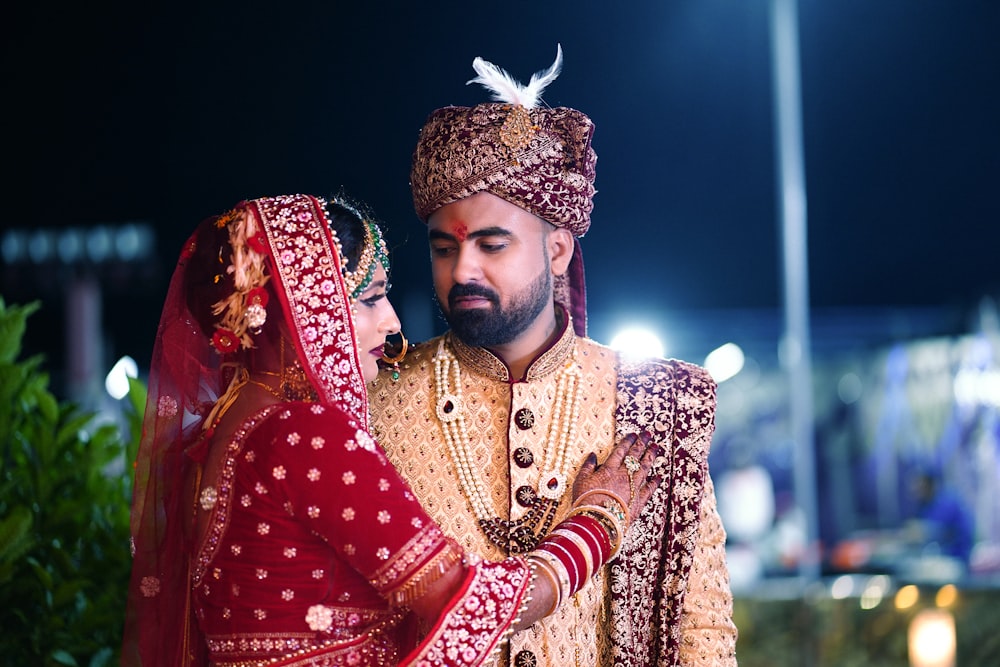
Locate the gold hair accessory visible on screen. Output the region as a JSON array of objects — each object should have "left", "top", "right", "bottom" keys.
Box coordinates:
[{"left": 342, "top": 221, "right": 390, "bottom": 300}]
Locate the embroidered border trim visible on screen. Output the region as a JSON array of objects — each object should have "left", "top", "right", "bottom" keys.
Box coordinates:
[{"left": 401, "top": 557, "right": 531, "bottom": 666}]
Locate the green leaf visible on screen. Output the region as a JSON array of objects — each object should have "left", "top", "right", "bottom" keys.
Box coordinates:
[
  {"left": 0, "top": 506, "right": 35, "bottom": 564},
  {"left": 0, "top": 300, "right": 39, "bottom": 363},
  {"left": 51, "top": 649, "right": 79, "bottom": 666}
]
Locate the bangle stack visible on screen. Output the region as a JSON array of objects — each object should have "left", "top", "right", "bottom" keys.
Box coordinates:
[
  {"left": 525, "top": 497, "right": 623, "bottom": 609},
  {"left": 572, "top": 488, "right": 629, "bottom": 527}
]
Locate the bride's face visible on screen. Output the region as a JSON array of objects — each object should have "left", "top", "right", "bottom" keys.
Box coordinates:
[{"left": 351, "top": 264, "right": 400, "bottom": 383}]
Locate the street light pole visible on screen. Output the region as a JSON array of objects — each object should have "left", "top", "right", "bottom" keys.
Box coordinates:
[{"left": 770, "top": 0, "right": 821, "bottom": 583}]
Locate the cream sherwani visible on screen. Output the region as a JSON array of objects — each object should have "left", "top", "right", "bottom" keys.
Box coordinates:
[{"left": 370, "top": 320, "right": 737, "bottom": 666}]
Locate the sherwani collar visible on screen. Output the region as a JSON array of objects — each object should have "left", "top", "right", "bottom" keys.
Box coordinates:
[{"left": 446, "top": 306, "right": 577, "bottom": 383}]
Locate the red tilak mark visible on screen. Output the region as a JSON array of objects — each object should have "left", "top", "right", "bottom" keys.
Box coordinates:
[{"left": 450, "top": 222, "right": 468, "bottom": 242}]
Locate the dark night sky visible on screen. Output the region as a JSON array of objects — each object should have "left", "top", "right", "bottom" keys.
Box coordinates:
[{"left": 3, "top": 1, "right": 999, "bottom": 377}]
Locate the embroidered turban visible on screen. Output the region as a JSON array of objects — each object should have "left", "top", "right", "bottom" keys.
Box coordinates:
[
  {"left": 409, "top": 46, "right": 597, "bottom": 335},
  {"left": 410, "top": 103, "right": 597, "bottom": 236}
]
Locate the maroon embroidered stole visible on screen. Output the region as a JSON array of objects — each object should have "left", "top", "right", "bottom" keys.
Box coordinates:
[{"left": 608, "top": 358, "right": 715, "bottom": 667}]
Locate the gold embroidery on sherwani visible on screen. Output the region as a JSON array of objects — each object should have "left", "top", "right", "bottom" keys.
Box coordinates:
[
  {"left": 372, "top": 329, "right": 615, "bottom": 666},
  {"left": 370, "top": 326, "right": 737, "bottom": 666}
]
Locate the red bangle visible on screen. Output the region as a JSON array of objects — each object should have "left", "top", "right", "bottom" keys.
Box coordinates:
[
  {"left": 561, "top": 515, "right": 610, "bottom": 565},
  {"left": 550, "top": 527, "right": 597, "bottom": 584},
  {"left": 535, "top": 539, "right": 583, "bottom": 594}
]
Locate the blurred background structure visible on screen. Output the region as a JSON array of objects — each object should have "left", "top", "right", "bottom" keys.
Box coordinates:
[{"left": 3, "top": 1, "right": 999, "bottom": 664}]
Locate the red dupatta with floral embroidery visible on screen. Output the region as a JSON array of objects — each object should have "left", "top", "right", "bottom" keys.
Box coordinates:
[{"left": 122, "top": 194, "right": 530, "bottom": 667}]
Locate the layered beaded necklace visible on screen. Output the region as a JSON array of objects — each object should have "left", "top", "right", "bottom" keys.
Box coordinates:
[{"left": 432, "top": 337, "right": 582, "bottom": 553}]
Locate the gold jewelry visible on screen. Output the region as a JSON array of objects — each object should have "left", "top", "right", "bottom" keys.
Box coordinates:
[
  {"left": 341, "top": 221, "right": 389, "bottom": 299},
  {"left": 256, "top": 339, "right": 317, "bottom": 402},
  {"left": 247, "top": 378, "right": 287, "bottom": 401},
  {"left": 569, "top": 505, "right": 624, "bottom": 560},
  {"left": 623, "top": 455, "right": 641, "bottom": 503},
  {"left": 381, "top": 332, "right": 408, "bottom": 364},
  {"left": 432, "top": 337, "right": 582, "bottom": 553},
  {"left": 381, "top": 332, "right": 408, "bottom": 383},
  {"left": 527, "top": 552, "right": 570, "bottom": 607},
  {"left": 527, "top": 558, "right": 561, "bottom": 617},
  {"left": 499, "top": 104, "right": 538, "bottom": 152},
  {"left": 278, "top": 360, "right": 315, "bottom": 401},
  {"left": 572, "top": 488, "right": 629, "bottom": 526}
]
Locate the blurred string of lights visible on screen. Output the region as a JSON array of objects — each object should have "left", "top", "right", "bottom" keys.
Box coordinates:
[
  {"left": 2, "top": 224, "right": 155, "bottom": 405},
  {"left": 2, "top": 224, "right": 155, "bottom": 266}
]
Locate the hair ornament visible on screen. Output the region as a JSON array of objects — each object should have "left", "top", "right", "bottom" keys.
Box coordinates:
[
  {"left": 243, "top": 287, "right": 269, "bottom": 332},
  {"left": 209, "top": 207, "right": 271, "bottom": 353},
  {"left": 342, "top": 221, "right": 390, "bottom": 300}
]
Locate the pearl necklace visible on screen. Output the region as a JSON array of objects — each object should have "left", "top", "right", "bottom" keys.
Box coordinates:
[{"left": 433, "top": 337, "right": 582, "bottom": 553}]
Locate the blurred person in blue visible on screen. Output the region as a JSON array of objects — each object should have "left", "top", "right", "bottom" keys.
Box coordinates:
[{"left": 908, "top": 470, "right": 975, "bottom": 566}]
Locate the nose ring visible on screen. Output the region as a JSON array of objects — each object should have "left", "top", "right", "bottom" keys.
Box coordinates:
[{"left": 381, "top": 332, "right": 409, "bottom": 365}]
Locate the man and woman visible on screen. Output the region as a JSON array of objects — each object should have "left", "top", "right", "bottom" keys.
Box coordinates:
[
  {"left": 123, "top": 47, "right": 737, "bottom": 667},
  {"left": 121, "top": 193, "right": 660, "bottom": 666}
]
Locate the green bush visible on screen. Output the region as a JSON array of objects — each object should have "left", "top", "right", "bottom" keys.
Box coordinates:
[{"left": 0, "top": 298, "right": 144, "bottom": 666}]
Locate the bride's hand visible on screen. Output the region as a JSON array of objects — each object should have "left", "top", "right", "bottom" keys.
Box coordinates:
[{"left": 570, "top": 431, "right": 663, "bottom": 526}]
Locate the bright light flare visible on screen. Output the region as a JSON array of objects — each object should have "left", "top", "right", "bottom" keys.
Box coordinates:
[
  {"left": 705, "top": 343, "right": 745, "bottom": 383},
  {"left": 609, "top": 327, "right": 665, "bottom": 360},
  {"left": 105, "top": 355, "right": 138, "bottom": 400},
  {"left": 908, "top": 608, "right": 956, "bottom": 667}
]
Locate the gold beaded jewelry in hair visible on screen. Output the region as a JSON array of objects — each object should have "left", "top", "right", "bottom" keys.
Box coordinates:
[{"left": 432, "top": 337, "right": 583, "bottom": 553}]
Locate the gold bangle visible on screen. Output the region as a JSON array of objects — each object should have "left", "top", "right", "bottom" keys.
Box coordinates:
[{"left": 572, "top": 488, "right": 630, "bottom": 526}]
